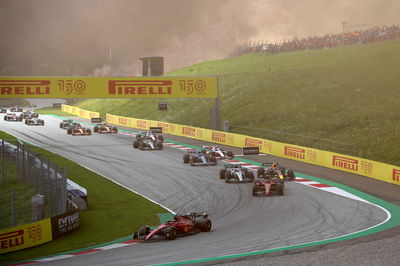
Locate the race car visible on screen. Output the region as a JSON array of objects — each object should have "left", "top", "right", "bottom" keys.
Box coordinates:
[
  {"left": 252, "top": 175, "right": 284, "bottom": 196},
  {"left": 4, "top": 113, "right": 23, "bottom": 122},
  {"left": 201, "top": 145, "right": 234, "bottom": 159},
  {"left": 133, "top": 129, "right": 163, "bottom": 150},
  {"left": 25, "top": 117, "right": 44, "bottom": 126},
  {"left": 67, "top": 125, "right": 91, "bottom": 136},
  {"left": 133, "top": 212, "right": 211, "bottom": 241},
  {"left": 60, "top": 119, "right": 74, "bottom": 129},
  {"left": 257, "top": 162, "right": 296, "bottom": 181},
  {"left": 93, "top": 122, "right": 118, "bottom": 133},
  {"left": 21, "top": 110, "right": 39, "bottom": 119},
  {"left": 183, "top": 150, "right": 217, "bottom": 166},
  {"left": 219, "top": 163, "right": 254, "bottom": 183},
  {"left": 10, "top": 106, "right": 23, "bottom": 112}
]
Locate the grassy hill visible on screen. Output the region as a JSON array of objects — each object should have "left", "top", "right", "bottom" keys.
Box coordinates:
[{"left": 75, "top": 40, "right": 400, "bottom": 166}]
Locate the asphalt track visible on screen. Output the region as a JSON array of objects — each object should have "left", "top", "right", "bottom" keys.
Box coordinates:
[{"left": 0, "top": 114, "right": 394, "bottom": 266}]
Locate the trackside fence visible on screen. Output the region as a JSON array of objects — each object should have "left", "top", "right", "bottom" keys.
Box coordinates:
[{"left": 0, "top": 139, "right": 67, "bottom": 229}]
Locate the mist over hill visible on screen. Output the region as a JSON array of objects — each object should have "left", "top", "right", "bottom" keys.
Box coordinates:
[{"left": 1, "top": 0, "right": 399, "bottom": 76}]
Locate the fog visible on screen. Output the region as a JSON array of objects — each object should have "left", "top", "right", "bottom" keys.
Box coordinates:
[{"left": 0, "top": 0, "right": 399, "bottom": 76}]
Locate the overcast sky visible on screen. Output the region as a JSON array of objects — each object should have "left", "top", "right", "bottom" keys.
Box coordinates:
[{"left": 0, "top": 0, "right": 399, "bottom": 76}]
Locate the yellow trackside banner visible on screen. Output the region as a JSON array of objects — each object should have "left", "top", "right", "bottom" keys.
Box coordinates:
[
  {"left": 61, "top": 104, "right": 99, "bottom": 119},
  {"left": 0, "top": 76, "right": 217, "bottom": 98},
  {"left": 104, "top": 112, "right": 400, "bottom": 186},
  {"left": 0, "top": 218, "right": 52, "bottom": 254}
]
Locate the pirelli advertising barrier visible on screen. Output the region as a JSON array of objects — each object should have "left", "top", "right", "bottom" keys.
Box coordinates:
[
  {"left": 0, "top": 210, "right": 80, "bottom": 254},
  {"left": 103, "top": 113, "right": 400, "bottom": 186},
  {"left": 0, "top": 219, "right": 52, "bottom": 254},
  {"left": 61, "top": 104, "right": 99, "bottom": 120},
  {"left": 0, "top": 77, "right": 217, "bottom": 98}
]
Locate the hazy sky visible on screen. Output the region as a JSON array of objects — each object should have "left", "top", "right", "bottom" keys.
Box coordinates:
[{"left": 0, "top": 0, "right": 399, "bottom": 75}]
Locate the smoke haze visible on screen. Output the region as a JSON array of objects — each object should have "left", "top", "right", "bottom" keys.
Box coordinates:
[{"left": 0, "top": 0, "right": 399, "bottom": 76}]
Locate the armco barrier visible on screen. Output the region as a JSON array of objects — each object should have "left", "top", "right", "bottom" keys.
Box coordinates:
[
  {"left": 0, "top": 218, "right": 52, "bottom": 254},
  {"left": 61, "top": 105, "right": 400, "bottom": 186}
]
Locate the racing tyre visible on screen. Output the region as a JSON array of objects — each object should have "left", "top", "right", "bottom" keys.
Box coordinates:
[
  {"left": 157, "top": 142, "right": 163, "bottom": 150},
  {"left": 257, "top": 167, "right": 265, "bottom": 177},
  {"left": 198, "top": 219, "right": 212, "bottom": 232},
  {"left": 183, "top": 154, "right": 190, "bottom": 163},
  {"left": 276, "top": 183, "right": 284, "bottom": 195},
  {"left": 287, "top": 170, "right": 295, "bottom": 180},
  {"left": 94, "top": 126, "right": 99, "bottom": 132},
  {"left": 226, "top": 151, "right": 234, "bottom": 158},
  {"left": 164, "top": 227, "right": 177, "bottom": 240},
  {"left": 133, "top": 141, "right": 139, "bottom": 149},
  {"left": 247, "top": 171, "right": 255, "bottom": 180},
  {"left": 158, "top": 135, "right": 164, "bottom": 142},
  {"left": 133, "top": 225, "right": 151, "bottom": 239},
  {"left": 25, "top": 119, "right": 28, "bottom": 124},
  {"left": 86, "top": 129, "right": 91, "bottom": 135},
  {"left": 67, "top": 128, "right": 72, "bottom": 134},
  {"left": 59, "top": 123, "right": 63, "bottom": 128},
  {"left": 219, "top": 169, "right": 226, "bottom": 179},
  {"left": 252, "top": 184, "right": 259, "bottom": 196},
  {"left": 112, "top": 127, "right": 118, "bottom": 133}
]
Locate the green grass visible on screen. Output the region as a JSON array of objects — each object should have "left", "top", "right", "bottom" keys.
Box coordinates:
[
  {"left": 34, "top": 107, "right": 73, "bottom": 117},
  {"left": 0, "top": 131, "right": 168, "bottom": 264},
  {"left": 75, "top": 40, "right": 400, "bottom": 166}
]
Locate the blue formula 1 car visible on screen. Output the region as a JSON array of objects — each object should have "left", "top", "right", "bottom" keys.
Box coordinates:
[{"left": 183, "top": 150, "right": 217, "bottom": 166}]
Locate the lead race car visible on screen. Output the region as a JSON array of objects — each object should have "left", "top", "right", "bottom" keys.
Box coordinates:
[
  {"left": 201, "top": 145, "right": 235, "bottom": 160},
  {"left": 219, "top": 163, "right": 254, "bottom": 183},
  {"left": 183, "top": 150, "right": 217, "bottom": 166},
  {"left": 60, "top": 119, "right": 74, "bottom": 129},
  {"left": 133, "top": 127, "right": 164, "bottom": 150},
  {"left": 133, "top": 213, "right": 212, "bottom": 241},
  {"left": 93, "top": 122, "right": 118, "bottom": 134}
]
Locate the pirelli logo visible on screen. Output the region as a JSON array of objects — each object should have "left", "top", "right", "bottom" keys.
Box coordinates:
[
  {"left": 157, "top": 123, "right": 170, "bottom": 132},
  {"left": 137, "top": 120, "right": 147, "bottom": 128},
  {"left": 393, "top": 169, "right": 400, "bottom": 182},
  {"left": 182, "top": 127, "right": 196, "bottom": 137},
  {"left": 108, "top": 80, "right": 172, "bottom": 95},
  {"left": 0, "top": 230, "right": 24, "bottom": 250},
  {"left": 284, "top": 146, "right": 305, "bottom": 160},
  {"left": 333, "top": 156, "right": 358, "bottom": 171},
  {"left": 119, "top": 117, "right": 128, "bottom": 125},
  {"left": 0, "top": 80, "right": 50, "bottom": 95},
  {"left": 244, "top": 138, "right": 262, "bottom": 147},
  {"left": 79, "top": 110, "right": 85, "bottom": 116},
  {"left": 212, "top": 132, "right": 226, "bottom": 142}
]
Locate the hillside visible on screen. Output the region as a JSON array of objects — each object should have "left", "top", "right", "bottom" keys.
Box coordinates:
[{"left": 75, "top": 40, "right": 400, "bottom": 165}]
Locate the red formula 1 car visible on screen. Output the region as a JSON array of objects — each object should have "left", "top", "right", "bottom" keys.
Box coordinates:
[
  {"left": 133, "top": 213, "right": 212, "bottom": 241},
  {"left": 252, "top": 176, "right": 284, "bottom": 196}
]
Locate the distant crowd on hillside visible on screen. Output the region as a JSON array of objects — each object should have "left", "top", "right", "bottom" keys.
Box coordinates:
[{"left": 232, "top": 25, "right": 400, "bottom": 56}]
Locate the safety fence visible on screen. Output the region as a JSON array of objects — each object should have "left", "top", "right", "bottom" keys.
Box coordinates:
[
  {"left": 0, "top": 140, "right": 67, "bottom": 229},
  {"left": 60, "top": 104, "right": 400, "bottom": 186}
]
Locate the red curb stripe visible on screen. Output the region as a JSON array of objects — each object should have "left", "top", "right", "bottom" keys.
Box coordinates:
[
  {"left": 295, "top": 179, "right": 312, "bottom": 182},
  {"left": 70, "top": 249, "right": 101, "bottom": 255},
  {"left": 309, "top": 184, "right": 332, "bottom": 188},
  {"left": 122, "top": 239, "right": 142, "bottom": 244}
]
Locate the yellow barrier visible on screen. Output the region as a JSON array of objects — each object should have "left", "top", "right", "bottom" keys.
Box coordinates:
[
  {"left": 61, "top": 104, "right": 99, "bottom": 120},
  {"left": 0, "top": 76, "right": 217, "bottom": 98},
  {"left": 61, "top": 104, "right": 400, "bottom": 186},
  {"left": 0, "top": 218, "right": 52, "bottom": 254}
]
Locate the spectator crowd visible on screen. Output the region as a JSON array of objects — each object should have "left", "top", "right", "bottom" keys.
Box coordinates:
[{"left": 233, "top": 25, "right": 400, "bottom": 56}]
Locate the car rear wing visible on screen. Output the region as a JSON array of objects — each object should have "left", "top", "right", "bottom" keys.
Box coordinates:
[{"left": 149, "top": 127, "right": 163, "bottom": 133}]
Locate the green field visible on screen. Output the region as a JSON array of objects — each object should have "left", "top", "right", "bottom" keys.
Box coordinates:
[
  {"left": 0, "top": 131, "right": 167, "bottom": 264},
  {"left": 74, "top": 40, "right": 400, "bottom": 166}
]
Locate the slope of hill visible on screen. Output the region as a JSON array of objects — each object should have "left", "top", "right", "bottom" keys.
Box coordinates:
[{"left": 75, "top": 40, "right": 400, "bottom": 165}]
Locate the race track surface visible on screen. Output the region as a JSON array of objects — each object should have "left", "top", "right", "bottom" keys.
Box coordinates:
[{"left": 0, "top": 114, "right": 393, "bottom": 266}]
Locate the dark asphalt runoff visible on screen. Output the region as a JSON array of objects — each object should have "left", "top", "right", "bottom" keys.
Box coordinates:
[{"left": 0, "top": 114, "right": 395, "bottom": 266}]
